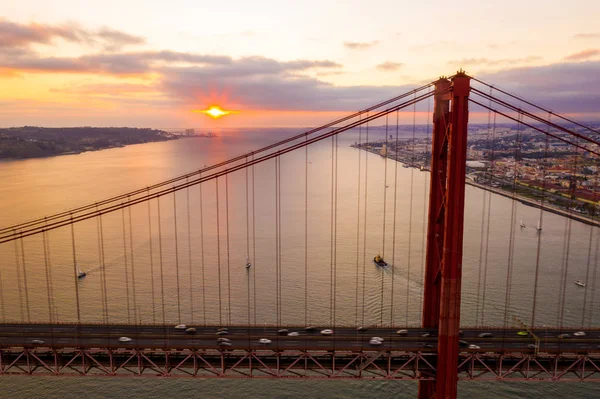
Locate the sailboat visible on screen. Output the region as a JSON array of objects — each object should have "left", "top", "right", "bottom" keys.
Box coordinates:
[
  {"left": 520, "top": 217, "right": 526, "bottom": 229},
  {"left": 245, "top": 257, "right": 252, "bottom": 269},
  {"left": 77, "top": 266, "right": 86, "bottom": 279},
  {"left": 535, "top": 220, "right": 542, "bottom": 232}
]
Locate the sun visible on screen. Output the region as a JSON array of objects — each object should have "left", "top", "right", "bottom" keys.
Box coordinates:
[{"left": 192, "top": 105, "right": 236, "bottom": 119}]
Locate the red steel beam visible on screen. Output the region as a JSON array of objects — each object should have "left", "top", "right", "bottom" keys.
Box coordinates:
[
  {"left": 419, "top": 77, "right": 451, "bottom": 399},
  {"left": 435, "top": 72, "right": 471, "bottom": 399},
  {"left": 419, "top": 73, "right": 471, "bottom": 399}
]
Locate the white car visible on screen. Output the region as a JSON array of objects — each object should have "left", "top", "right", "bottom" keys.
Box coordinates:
[
  {"left": 288, "top": 332, "right": 300, "bottom": 337},
  {"left": 31, "top": 339, "right": 44, "bottom": 345},
  {"left": 259, "top": 338, "right": 272, "bottom": 344},
  {"left": 369, "top": 338, "right": 383, "bottom": 345},
  {"left": 396, "top": 329, "right": 408, "bottom": 335},
  {"left": 217, "top": 337, "right": 231, "bottom": 343},
  {"left": 468, "top": 344, "right": 480, "bottom": 350},
  {"left": 174, "top": 324, "right": 187, "bottom": 330},
  {"left": 185, "top": 327, "right": 197, "bottom": 334},
  {"left": 320, "top": 329, "right": 334, "bottom": 336},
  {"left": 573, "top": 331, "right": 586, "bottom": 337},
  {"left": 118, "top": 336, "right": 132, "bottom": 343},
  {"left": 371, "top": 337, "right": 384, "bottom": 342}
]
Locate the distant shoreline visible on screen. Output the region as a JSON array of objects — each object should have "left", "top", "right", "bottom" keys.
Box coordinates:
[
  {"left": 0, "top": 126, "right": 182, "bottom": 161},
  {"left": 355, "top": 145, "right": 600, "bottom": 228}
]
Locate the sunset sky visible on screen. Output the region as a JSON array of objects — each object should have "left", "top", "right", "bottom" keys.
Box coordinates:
[{"left": 1, "top": 0, "right": 599, "bottom": 127}]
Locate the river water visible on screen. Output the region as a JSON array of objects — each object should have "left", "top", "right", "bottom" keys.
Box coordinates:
[{"left": 0, "top": 128, "right": 599, "bottom": 397}]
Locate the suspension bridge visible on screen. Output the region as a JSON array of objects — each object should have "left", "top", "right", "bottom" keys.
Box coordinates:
[{"left": 1, "top": 71, "right": 600, "bottom": 398}]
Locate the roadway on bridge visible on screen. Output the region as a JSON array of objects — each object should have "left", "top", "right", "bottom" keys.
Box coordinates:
[{"left": 1, "top": 324, "right": 599, "bottom": 353}]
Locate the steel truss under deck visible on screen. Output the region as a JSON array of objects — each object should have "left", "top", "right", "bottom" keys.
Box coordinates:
[{"left": 2, "top": 347, "right": 600, "bottom": 381}]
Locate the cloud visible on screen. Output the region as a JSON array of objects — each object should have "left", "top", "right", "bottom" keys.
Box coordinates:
[
  {"left": 50, "top": 83, "right": 159, "bottom": 96},
  {"left": 476, "top": 61, "right": 600, "bottom": 113},
  {"left": 564, "top": 49, "right": 600, "bottom": 61},
  {"left": 344, "top": 41, "right": 379, "bottom": 50},
  {"left": 0, "top": 18, "right": 88, "bottom": 48},
  {"left": 573, "top": 33, "right": 600, "bottom": 39},
  {"left": 0, "top": 18, "right": 144, "bottom": 50},
  {"left": 0, "top": 51, "right": 232, "bottom": 75},
  {"left": 96, "top": 28, "right": 145, "bottom": 50},
  {"left": 448, "top": 56, "right": 541, "bottom": 66},
  {"left": 0, "top": 50, "right": 340, "bottom": 76},
  {"left": 376, "top": 61, "right": 404, "bottom": 71},
  {"left": 160, "top": 64, "right": 411, "bottom": 111}
]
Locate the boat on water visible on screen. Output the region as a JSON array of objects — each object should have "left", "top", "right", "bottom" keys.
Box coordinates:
[
  {"left": 535, "top": 219, "right": 542, "bottom": 232},
  {"left": 520, "top": 218, "right": 526, "bottom": 228},
  {"left": 245, "top": 257, "right": 252, "bottom": 269},
  {"left": 373, "top": 254, "right": 388, "bottom": 267},
  {"left": 77, "top": 266, "right": 86, "bottom": 279},
  {"left": 575, "top": 280, "right": 586, "bottom": 287}
]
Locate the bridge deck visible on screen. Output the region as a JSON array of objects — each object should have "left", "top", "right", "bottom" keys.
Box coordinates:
[{"left": 2, "top": 324, "right": 600, "bottom": 380}]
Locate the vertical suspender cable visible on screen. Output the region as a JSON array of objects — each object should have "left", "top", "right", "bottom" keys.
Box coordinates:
[
  {"left": 584, "top": 160, "right": 600, "bottom": 327},
  {"left": 43, "top": 231, "right": 53, "bottom": 323},
  {"left": 333, "top": 134, "right": 339, "bottom": 328},
  {"left": 582, "top": 221, "right": 595, "bottom": 327},
  {"left": 128, "top": 205, "right": 138, "bottom": 324},
  {"left": 503, "top": 112, "right": 521, "bottom": 328},
  {"left": 275, "top": 157, "right": 280, "bottom": 326},
  {"left": 0, "top": 271, "right": 5, "bottom": 322},
  {"left": 476, "top": 89, "right": 493, "bottom": 326},
  {"left": 252, "top": 157, "right": 257, "bottom": 325},
  {"left": 588, "top": 207, "right": 600, "bottom": 327},
  {"left": 19, "top": 235, "right": 31, "bottom": 322},
  {"left": 46, "top": 227, "right": 56, "bottom": 321},
  {"left": 173, "top": 192, "right": 182, "bottom": 323},
  {"left": 559, "top": 142, "right": 579, "bottom": 328},
  {"left": 361, "top": 114, "right": 369, "bottom": 326},
  {"left": 70, "top": 220, "right": 81, "bottom": 323},
  {"left": 355, "top": 118, "right": 362, "bottom": 326},
  {"left": 418, "top": 88, "right": 432, "bottom": 320},
  {"left": 390, "top": 110, "right": 399, "bottom": 328},
  {"left": 481, "top": 112, "right": 496, "bottom": 326},
  {"left": 96, "top": 214, "right": 107, "bottom": 324},
  {"left": 186, "top": 183, "right": 194, "bottom": 324},
  {"left": 216, "top": 178, "right": 223, "bottom": 326},
  {"left": 405, "top": 97, "right": 416, "bottom": 326},
  {"left": 305, "top": 137, "right": 309, "bottom": 327},
  {"left": 380, "top": 115, "right": 388, "bottom": 326},
  {"left": 13, "top": 233, "right": 24, "bottom": 321},
  {"left": 122, "top": 207, "right": 131, "bottom": 323},
  {"left": 246, "top": 158, "right": 251, "bottom": 326},
  {"left": 531, "top": 115, "right": 551, "bottom": 327},
  {"left": 226, "top": 174, "right": 232, "bottom": 325},
  {"left": 330, "top": 137, "right": 335, "bottom": 326},
  {"left": 98, "top": 214, "right": 109, "bottom": 324},
  {"left": 147, "top": 195, "right": 157, "bottom": 324},
  {"left": 279, "top": 155, "right": 283, "bottom": 326},
  {"left": 157, "top": 197, "right": 166, "bottom": 324},
  {"left": 199, "top": 179, "right": 207, "bottom": 324}
]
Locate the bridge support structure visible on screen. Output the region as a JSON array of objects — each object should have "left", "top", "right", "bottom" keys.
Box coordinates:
[{"left": 420, "top": 71, "right": 471, "bottom": 399}]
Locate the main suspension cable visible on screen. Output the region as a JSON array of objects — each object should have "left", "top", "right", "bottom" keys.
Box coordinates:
[{"left": 1, "top": 82, "right": 438, "bottom": 237}]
